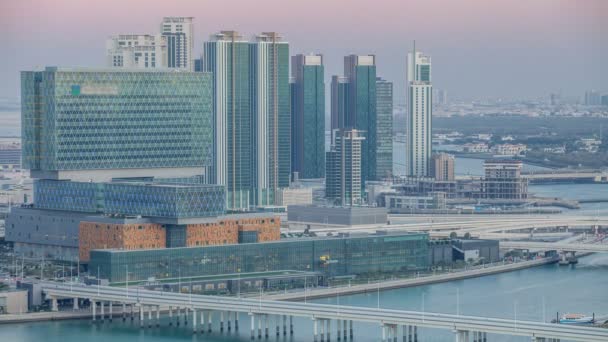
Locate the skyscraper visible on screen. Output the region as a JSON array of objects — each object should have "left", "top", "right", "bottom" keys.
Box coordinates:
[
  {"left": 375, "top": 77, "right": 393, "bottom": 180},
  {"left": 106, "top": 34, "right": 167, "bottom": 69},
  {"left": 330, "top": 75, "right": 349, "bottom": 131},
  {"left": 343, "top": 55, "right": 377, "bottom": 185},
  {"left": 250, "top": 32, "right": 291, "bottom": 206},
  {"left": 160, "top": 17, "right": 194, "bottom": 71},
  {"left": 291, "top": 54, "right": 325, "bottom": 180},
  {"left": 326, "top": 129, "right": 365, "bottom": 206},
  {"left": 585, "top": 90, "right": 602, "bottom": 106},
  {"left": 406, "top": 45, "right": 433, "bottom": 177},
  {"left": 203, "top": 31, "right": 252, "bottom": 210}
]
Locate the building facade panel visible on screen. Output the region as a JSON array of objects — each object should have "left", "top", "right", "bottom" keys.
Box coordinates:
[
  {"left": 21, "top": 68, "right": 213, "bottom": 177},
  {"left": 90, "top": 233, "right": 429, "bottom": 283},
  {"left": 79, "top": 221, "right": 165, "bottom": 262}
]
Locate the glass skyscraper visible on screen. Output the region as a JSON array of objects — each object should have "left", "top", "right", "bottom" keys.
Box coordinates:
[
  {"left": 204, "top": 31, "right": 253, "bottom": 210},
  {"left": 331, "top": 55, "right": 379, "bottom": 187},
  {"left": 250, "top": 33, "right": 291, "bottom": 206},
  {"left": 291, "top": 54, "right": 325, "bottom": 179},
  {"left": 21, "top": 67, "right": 213, "bottom": 181},
  {"left": 375, "top": 77, "right": 393, "bottom": 179}
]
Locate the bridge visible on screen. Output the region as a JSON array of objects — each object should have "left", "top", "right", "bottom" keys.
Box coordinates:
[
  {"left": 500, "top": 241, "right": 608, "bottom": 253},
  {"left": 42, "top": 283, "right": 608, "bottom": 342},
  {"left": 522, "top": 170, "right": 608, "bottom": 184}
]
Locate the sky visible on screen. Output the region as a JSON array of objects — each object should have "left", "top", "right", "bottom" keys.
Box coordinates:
[{"left": 1, "top": 0, "right": 607, "bottom": 102}]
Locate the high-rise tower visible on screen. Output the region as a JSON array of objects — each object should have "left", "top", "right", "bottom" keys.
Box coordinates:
[
  {"left": 375, "top": 77, "right": 393, "bottom": 180},
  {"left": 406, "top": 43, "right": 433, "bottom": 177},
  {"left": 160, "top": 17, "right": 194, "bottom": 71},
  {"left": 326, "top": 129, "right": 365, "bottom": 206},
  {"left": 343, "top": 55, "right": 377, "bottom": 185},
  {"left": 291, "top": 54, "right": 325, "bottom": 180},
  {"left": 203, "top": 31, "right": 252, "bottom": 210},
  {"left": 250, "top": 32, "right": 291, "bottom": 206}
]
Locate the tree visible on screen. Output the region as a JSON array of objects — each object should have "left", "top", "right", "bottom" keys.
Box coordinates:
[
  {"left": 464, "top": 232, "right": 472, "bottom": 239},
  {"left": 449, "top": 232, "right": 458, "bottom": 239}
]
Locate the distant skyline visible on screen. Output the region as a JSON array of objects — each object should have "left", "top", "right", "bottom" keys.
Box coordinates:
[{"left": 1, "top": 0, "right": 607, "bottom": 101}]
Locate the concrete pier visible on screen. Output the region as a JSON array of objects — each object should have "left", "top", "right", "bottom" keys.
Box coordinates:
[
  {"left": 192, "top": 309, "right": 197, "bottom": 333},
  {"left": 208, "top": 310, "right": 213, "bottom": 333}
]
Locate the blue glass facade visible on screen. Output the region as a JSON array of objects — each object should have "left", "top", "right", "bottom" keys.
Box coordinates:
[
  {"left": 34, "top": 179, "right": 225, "bottom": 218},
  {"left": 21, "top": 67, "right": 212, "bottom": 174},
  {"left": 90, "top": 233, "right": 429, "bottom": 283},
  {"left": 291, "top": 55, "right": 325, "bottom": 179}
]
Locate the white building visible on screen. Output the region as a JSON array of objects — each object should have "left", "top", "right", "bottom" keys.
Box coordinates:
[
  {"left": 275, "top": 188, "right": 313, "bottom": 206},
  {"left": 492, "top": 143, "right": 527, "bottom": 156},
  {"left": 406, "top": 45, "right": 432, "bottom": 177},
  {"left": 106, "top": 34, "right": 167, "bottom": 69},
  {"left": 160, "top": 17, "right": 194, "bottom": 71}
]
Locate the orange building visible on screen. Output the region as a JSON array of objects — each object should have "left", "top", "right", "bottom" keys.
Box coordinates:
[
  {"left": 185, "top": 215, "right": 281, "bottom": 246},
  {"left": 79, "top": 220, "right": 165, "bottom": 262},
  {"left": 79, "top": 214, "right": 281, "bottom": 262}
]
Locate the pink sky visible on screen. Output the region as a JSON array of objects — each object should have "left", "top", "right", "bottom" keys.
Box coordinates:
[{"left": 1, "top": 0, "right": 606, "bottom": 100}]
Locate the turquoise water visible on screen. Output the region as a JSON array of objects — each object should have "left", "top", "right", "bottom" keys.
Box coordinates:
[{"left": 1, "top": 254, "right": 607, "bottom": 342}]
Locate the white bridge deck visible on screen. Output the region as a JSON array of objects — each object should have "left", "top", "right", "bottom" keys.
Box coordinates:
[{"left": 43, "top": 283, "right": 608, "bottom": 342}]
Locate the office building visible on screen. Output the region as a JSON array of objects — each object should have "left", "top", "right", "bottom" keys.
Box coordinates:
[
  {"left": 90, "top": 232, "right": 430, "bottom": 283},
  {"left": 250, "top": 32, "right": 291, "bottom": 206},
  {"left": 406, "top": 46, "right": 433, "bottom": 177},
  {"left": 330, "top": 76, "right": 349, "bottom": 131},
  {"left": 482, "top": 160, "right": 528, "bottom": 199},
  {"left": 343, "top": 55, "right": 377, "bottom": 184},
  {"left": 430, "top": 153, "right": 455, "bottom": 181},
  {"left": 0, "top": 144, "right": 21, "bottom": 170},
  {"left": 326, "top": 129, "right": 365, "bottom": 206},
  {"left": 602, "top": 95, "right": 608, "bottom": 106},
  {"left": 584, "top": 90, "right": 602, "bottom": 106},
  {"left": 33, "top": 179, "right": 226, "bottom": 218},
  {"left": 291, "top": 54, "right": 325, "bottom": 179},
  {"left": 21, "top": 67, "right": 213, "bottom": 181},
  {"left": 160, "top": 17, "right": 194, "bottom": 71},
  {"left": 106, "top": 34, "right": 167, "bottom": 69},
  {"left": 375, "top": 77, "right": 393, "bottom": 179},
  {"left": 203, "top": 31, "right": 253, "bottom": 210}
]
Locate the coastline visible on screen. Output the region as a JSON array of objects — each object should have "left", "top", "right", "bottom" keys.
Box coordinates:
[{"left": 0, "top": 257, "right": 560, "bottom": 324}]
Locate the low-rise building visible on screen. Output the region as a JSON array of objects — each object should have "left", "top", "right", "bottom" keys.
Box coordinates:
[
  {"left": 275, "top": 187, "right": 313, "bottom": 206},
  {"left": 452, "top": 239, "right": 500, "bottom": 263},
  {"left": 287, "top": 205, "right": 388, "bottom": 230},
  {"left": 463, "top": 143, "right": 490, "bottom": 153},
  {"left": 0, "top": 290, "right": 28, "bottom": 314},
  {"left": 90, "top": 232, "right": 430, "bottom": 284},
  {"left": 492, "top": 143, "right": 527, "bottom": 156},
  {"left": 383, "top": 192, "right": 447, "bottom": 212}
]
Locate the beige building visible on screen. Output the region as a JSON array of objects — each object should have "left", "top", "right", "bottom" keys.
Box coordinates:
[
  {"left": 0, "top": 290, "right": 28, "bottom": 314},
  {"left": 430, "top": 153, "right": 455, "bottom": 181}
]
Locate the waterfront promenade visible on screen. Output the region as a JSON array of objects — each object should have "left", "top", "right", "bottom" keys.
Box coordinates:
[{"left": 264, "top": 257, "right": 559, "bottom": 301}]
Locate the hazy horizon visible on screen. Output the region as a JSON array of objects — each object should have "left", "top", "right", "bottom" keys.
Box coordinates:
[{"left": 1, "top": 0, "right": 607, "bottom": 101}]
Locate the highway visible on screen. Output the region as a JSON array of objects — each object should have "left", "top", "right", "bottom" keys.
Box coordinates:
[
  {"left": 43, "top": 282, "right": 608, "bottom": 342},
  {"left": 295, "top": 215, "right": 608, "bottom": 239},
  {"left": 500, "top": 241, "right": 608, "bottom": 253}
]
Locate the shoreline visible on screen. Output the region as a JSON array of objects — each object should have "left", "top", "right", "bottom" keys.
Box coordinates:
[
  {"left": 264, "top": 256, "right": 559, "bottom": 301},
  {"left": 0, "top": 256, "right": 560, "bottom": 325}
]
